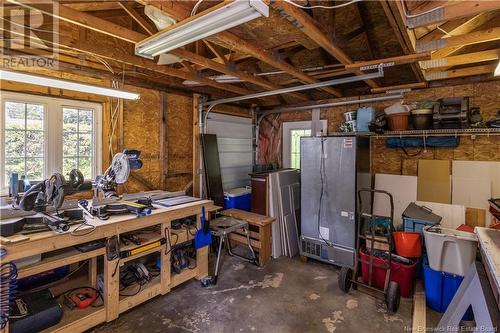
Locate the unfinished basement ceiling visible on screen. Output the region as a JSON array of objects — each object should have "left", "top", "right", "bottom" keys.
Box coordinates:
[{"left": 2, "top": 0, "right": 500, "bottom": 107}]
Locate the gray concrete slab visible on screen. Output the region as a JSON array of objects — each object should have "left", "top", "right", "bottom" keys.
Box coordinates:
[{"left": 89, "top": 255, "right": 412, "bottom": 333}]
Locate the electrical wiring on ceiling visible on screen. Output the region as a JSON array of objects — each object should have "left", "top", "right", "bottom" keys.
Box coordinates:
[
  {"left": 283, "top": 0, "right": 363, "bottom": 10},
  {"left": 191, "top": 0, "right": 204, "bottom": 16}
]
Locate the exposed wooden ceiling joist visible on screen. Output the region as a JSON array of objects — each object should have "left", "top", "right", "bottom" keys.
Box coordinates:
[
  {"left": 270, "top": 1, "right": 379, "bottom": 89},
  {"left": 421, "top": 48, "right": 500, "bottom": 70},
  {"left": 142, "top": 0, "right": 343, "bottom": 97},
  {"left": 405, "top": 1, "right": 500, "bottom": 28},
  {"left": 6, "top": 0, "right": 308, "bottom": 101},
  {"left": 1, "top": 21, "right": 254, "bottom": 98},
  {"left": 428, "top": 12, "right": 500, "bottom": 59},
  {"left": 370, "top": 82, "right": 428, "bottom": 93},
  {"left": 423, "top": 63, "right": 497, "bottom": 81},
  {"left": 117, "top": 1, "right": 156, "bottom": 35},
  {"left": 416, "top": 26, "right": 500, "bottom": 52},
  {"left": 345, "top": 52, "right": 431, "bottom": 69},
  {"left": 380, "top": 0, "right": 425, "bottom": 82}
]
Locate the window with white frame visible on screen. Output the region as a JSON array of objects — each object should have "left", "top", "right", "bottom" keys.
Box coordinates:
[
  {"left": 1, "top": 92, "right": 102, "bottom": 192},
  {"left": 282, "top": 120, "right": 327, "bottom": 169}
]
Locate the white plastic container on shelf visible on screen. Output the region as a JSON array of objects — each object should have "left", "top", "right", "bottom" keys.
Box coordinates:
[{"left": 423, "top": 225, "right": 478, "bottom": 276}]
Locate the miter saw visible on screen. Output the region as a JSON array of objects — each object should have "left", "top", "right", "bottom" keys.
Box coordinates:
[
  {"left": 93, "top": 150, "right": 142, "bottom": 199},
  {"left": 91, "top": 150, "right": 152, "bottom": 219},
  {"left": 10, "top": 169, "right": 90, "bottom": 233}
]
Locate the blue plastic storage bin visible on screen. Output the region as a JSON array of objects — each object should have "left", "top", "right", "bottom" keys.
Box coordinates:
[
  {"left": 224, "top": 187, "right": 251, "bottom": 211},
  {"left": 356, "top": 107, "right": 375, "bottom": 132},
  {"left": 402, "top": 203, "right": 441, "bottom": 234},
  {"left": 423, "top": 258, "right": 473, "bottom": 320}
]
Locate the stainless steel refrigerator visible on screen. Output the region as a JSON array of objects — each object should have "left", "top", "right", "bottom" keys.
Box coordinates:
[{"left": 300, "top": 136, "right": 371, "bottom": 268}]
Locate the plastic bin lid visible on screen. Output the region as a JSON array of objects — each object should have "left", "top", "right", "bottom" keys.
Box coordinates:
[
  {"left": 403, "top": 202, "right": 442, "bottom": 224},
  {"left": 224, "top": 187, "right": 251, "bottom": 197}
]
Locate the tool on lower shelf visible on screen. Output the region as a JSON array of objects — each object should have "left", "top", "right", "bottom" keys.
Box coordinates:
[{"left": 120, "top": 238, "right": 166, "bottom": 258}]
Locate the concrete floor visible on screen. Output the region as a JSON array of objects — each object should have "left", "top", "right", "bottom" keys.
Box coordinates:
[{"left": 89, "top": 254, "right": 413, "bottom": 333}]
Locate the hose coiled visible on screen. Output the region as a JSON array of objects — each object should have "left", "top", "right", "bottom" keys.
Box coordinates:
[{"left": 0, "top": 262, "right": 18, "bottom": 329}]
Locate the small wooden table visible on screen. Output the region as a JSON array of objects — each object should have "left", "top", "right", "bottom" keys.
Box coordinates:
[{"left": 221, "top": 209, "right": 275, "bottom": 266}]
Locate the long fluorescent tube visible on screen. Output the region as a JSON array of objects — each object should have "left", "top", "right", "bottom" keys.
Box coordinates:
[
  {"left": 136, "top": 0, "right": 269, "bottom": 59},
  {"left": 0, "top": 70, "right": 140, "bottom": 100},
  {"left": 495, "top": 61, "right": 500, "bottom": 76}
]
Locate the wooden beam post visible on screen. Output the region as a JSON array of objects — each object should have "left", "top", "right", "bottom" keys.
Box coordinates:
[{"left": 192, "top": 94, "right": 201, "bottom": 198}]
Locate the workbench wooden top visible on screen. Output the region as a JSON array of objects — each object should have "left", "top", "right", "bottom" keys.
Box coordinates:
[
  {"left": 221, "top": 209, "right": 275, "bottom": 226},
  {"left": 475, "top": 227, "right": 500, "bottom": 309},
  {"left": 0, "top": 199, "right": 214, "bottom": 262}
]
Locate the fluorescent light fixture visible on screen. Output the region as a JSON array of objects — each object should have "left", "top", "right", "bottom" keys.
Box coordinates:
[
  {"left": 0, "top": 70, "right": 140, "bottom": 100},
  {"left": 136, "top": 0, "right": 269, "bottom": 59},
  {"left": 495, "top": 61, "right": 500, "bottom": 76}
]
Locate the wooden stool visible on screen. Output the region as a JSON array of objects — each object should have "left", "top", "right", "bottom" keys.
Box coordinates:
[{"left": 221, "top": 209, "right": 275, "bottom": 266}]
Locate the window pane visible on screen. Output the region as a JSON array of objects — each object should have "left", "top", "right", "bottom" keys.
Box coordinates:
[
  {"left": 63, "top": 158, "right": 77, "bottom": 177},
  {"left": 63, "top": 108, "right": 78, "bottom": 131},
  {"left": 290, "top": 128, "right": 312, "bottom": 169},
  {"left": 5, "top": 130, "right": 25, "bottom": 157},
  {"left": 5, "top": 102, "right": 25, "bottom": 130},
  {"left": 79, "top": 110, "right": 93, "bottom": 132},
  {"left": 5, "top": 158, "right": 24, "bottom": 187},
  {"left": 26, "top": 104, "right": 44, "bottom": 130},
  {"left": 63, "top": 132, "right": 78, "bottom": 156},
  {"left": 26, "top": 158, "right": 44, "bottom": 181},
  {"left": 78, "top": 133, "right": 92, "bottom": 156},
  {"left": 79, "top": 157, "right": 92, "bottom": 179},
  {"left": 26, "top": 131, "right": 44, "bottom": 157}
]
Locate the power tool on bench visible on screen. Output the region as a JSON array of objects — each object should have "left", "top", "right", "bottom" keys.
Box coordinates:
[
  {"left": 12, "top": 169, "right": 89, "bottom": 233},
  {"left": 91, "top": 150, "right": 153, "bottom": 219}
]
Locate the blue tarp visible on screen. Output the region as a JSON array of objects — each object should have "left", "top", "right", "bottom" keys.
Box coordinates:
[{"left": 386, "top": 136, "right": 460, "bottom": 148}]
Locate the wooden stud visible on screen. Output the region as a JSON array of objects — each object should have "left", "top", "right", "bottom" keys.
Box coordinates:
[
  {"left": 421, "top": 49, "right": 500, "bottom": 70},
  {"left": 406, "top": 1, "right": 500, "bottom": 28},
  {"left": 417, "top": 26, "right": 500, "bottom": 52},
  {"left": 117, "top": 1, "right": 157, "bottom": 35},
  {"left": 428, "top": 12, "right": 500, "bottom": 60},
  {"left": 370, "top": 82, "right": 428, "bottom": 93},
  {"left": 160, "top": 221, "right": 171, "bottom": 295},
  {"left": 423, "top": 64, "right": 497, "bottom": 80},
  {"left": 346, "top": 52, "right": 431, "bottom": 69},
  {"left": 192, "top": 94, "right": 201, "bottom": 198},
  {"left": 104, "top": 256, "right": 120, "bottom": 321}
]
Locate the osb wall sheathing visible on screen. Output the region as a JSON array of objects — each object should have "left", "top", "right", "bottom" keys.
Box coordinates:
[
  {"left": 166, "top": 94, "right": 193, "bottom": 191},
  {"left": 259, "top": 80, "right": 500, "bottom": 173},
  {"left": 121, "top": 85, "right": 162, "bottom": 192}
]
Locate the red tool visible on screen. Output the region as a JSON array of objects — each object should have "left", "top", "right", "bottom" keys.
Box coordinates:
[{"left": 64, "top": 288, "right": 98, "bottom": 309}]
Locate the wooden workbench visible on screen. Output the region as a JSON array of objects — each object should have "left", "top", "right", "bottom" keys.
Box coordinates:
[
  {"left": 0, "top": 199, "right": 215, "bottom": 333},
  {"left": 475, "top": 227, "right": 500, "bottom": 311}
]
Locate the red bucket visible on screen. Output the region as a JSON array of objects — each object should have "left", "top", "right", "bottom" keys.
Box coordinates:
[
  {"left": 393, "top": 231, "right": 421, "bottom": 258},
  {"left": 360, "top": 248, "right": 417, "bottom": 298}
]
